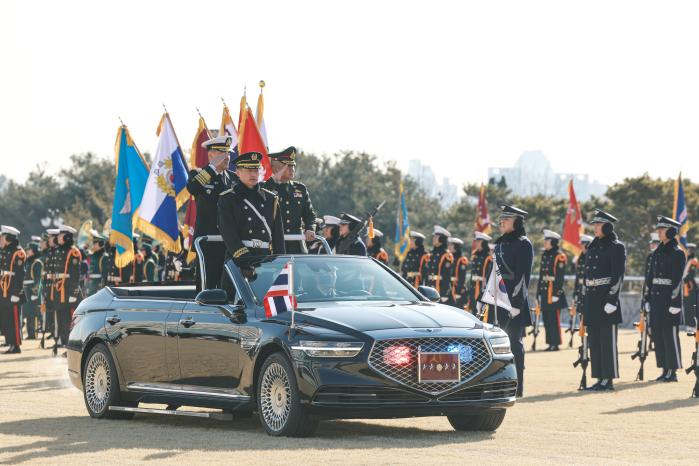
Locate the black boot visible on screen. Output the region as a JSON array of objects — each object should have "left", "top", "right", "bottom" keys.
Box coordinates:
[
  {"left": 655, "top": 370, "right": 668, "bottom": 381},
  {"left": 664, "top": 370, "right": 678, "bottom": 382},
  {"left": 585, "top": 379, "right": 602, "bottom": 391}
]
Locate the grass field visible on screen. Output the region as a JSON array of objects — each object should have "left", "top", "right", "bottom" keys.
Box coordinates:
[{"left": 0, "top": 329, "right": 697, "bottom": 465}]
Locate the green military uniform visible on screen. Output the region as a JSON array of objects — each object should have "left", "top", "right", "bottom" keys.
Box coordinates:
[
  {"left": 87, "top": 230, "right": 107, "bottom": 296},
  {"left": 23, "top": 241, "right": 43, "bottom": 340}
]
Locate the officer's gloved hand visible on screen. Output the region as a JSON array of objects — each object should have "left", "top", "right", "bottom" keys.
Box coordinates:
[
  {"left": 604, "top": 303, "right": 617, "bottom": 314},
  {"left": 10, "top": 295, "right": 19, "bottom": 303},
  {"left": 476, "top": 302, "right": 483, "bottom": 313},
  {"left": 510, "top": 307, "right": 521, "bottom": 317},
  {"left": 68, "top": 296, "right": 77, "bottom": 303},
  {"left": 669, "top": 307, "right": 682, "bottom": 315},
  {"left": 644, "top": 302, "right": 650, "bottom": 313},
  {"left": 31, "top": 295, "right": 38, "bottom": 301},
  {"left": 304, "top": 230, "right": 316, "bottom": 242},
  {"left": 552, "top": 297, "right": 559, "bottom": 303},
  {"left": 173, "top": 259, "right": 183, "bottom": 272}
]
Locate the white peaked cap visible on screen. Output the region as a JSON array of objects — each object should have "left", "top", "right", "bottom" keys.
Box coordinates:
[{"left": 433, "top": 225, "right": 451, "bottom": 237}]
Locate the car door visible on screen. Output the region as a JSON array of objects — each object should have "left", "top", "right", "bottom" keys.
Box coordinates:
[{"left": 105, "top": 298, "right": 176, "bottom": 385}]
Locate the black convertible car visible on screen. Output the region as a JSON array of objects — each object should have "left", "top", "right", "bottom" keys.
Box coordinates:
[{"left": 67, "top": 252, "right": 517, "bottom": 437}]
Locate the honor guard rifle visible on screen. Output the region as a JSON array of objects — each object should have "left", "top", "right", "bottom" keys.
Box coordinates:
[
  {"left": 685, "top": 330, "right": 699, "bottom": 398},
  {"left": 528, "top": 303, "right": 541, "bottom": 351},
  {"left": 566, "top": 306, "right": 577, "bottom": 348},
  {"left": 631, "top": 281, "right": 649, "bottom": 380},
  {"left": 336, "top": 201, "right": 385, "bottom": 255},
  {"left": 572, "top": 319, "right": 589, "bottom": 390}
]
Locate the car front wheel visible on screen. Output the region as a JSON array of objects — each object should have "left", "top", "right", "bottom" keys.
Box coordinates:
[
  {"left": 83, "top": 343, "right": 135, "bottom": 419},
  {"left": 447, "top": 409, "right": 507, "bottom": 431},
  {"left": 257, "top": 352, "right": 318, "bottom": 437}
]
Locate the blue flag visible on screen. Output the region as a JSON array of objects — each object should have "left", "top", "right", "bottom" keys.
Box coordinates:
[
  {"left": 110, "top": 125, "right": 150, "bottom": 267},
  {"left": 394, "top": 181, "right": 411, "bottom": 262},
  {"left": 673, "top": 173, "right": 689, "bottom": 248}
]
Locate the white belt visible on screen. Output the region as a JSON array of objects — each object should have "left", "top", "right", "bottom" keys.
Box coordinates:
[
  {"left": 23, "top": 280, "right": 34, "bottom": 285},
  {"left": 586, "top": 277, "right": 611, "bottom": 287},
  {"left": 55, "top": 273, "right": 70, "bottom": 279},
  {"left": 407, "top": 272, "right": 418, "bottom": 278},
  {"left": 89, "top": 274, "right": 102, "bottom": 279},
  {"left": 284, "top": 234, "right": 304, "bottom": 241},
  {"left": 0, "top": 270, "right": 15, "bottom": 277},
  {"left": 242, "top": 240, "right": 270, "bottom": 249},
  {"left": 471, "top": 276, "right": 483, "bottom": 282},
  {"left": 652, "top": 278, "right": 672, "bottom": 286},
  {"left": 542, "top": 276, "right": 554, "bottom": 282}
]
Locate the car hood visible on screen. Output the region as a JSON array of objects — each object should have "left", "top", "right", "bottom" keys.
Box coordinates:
[{"left": 296, "top": 301, "right": 482, "bottom": 333}]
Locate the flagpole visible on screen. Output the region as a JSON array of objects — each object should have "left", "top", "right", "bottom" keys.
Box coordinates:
[
  {"left": 289, "top": 257, "right": 296, "bottom": 332},
  {"left": 493, "top": 256, "right": 499, "bottom": 327}
]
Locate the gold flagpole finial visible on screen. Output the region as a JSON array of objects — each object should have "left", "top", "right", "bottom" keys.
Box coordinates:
[{"left": 259, "top": 80, "right": 265, "bottom": 90}]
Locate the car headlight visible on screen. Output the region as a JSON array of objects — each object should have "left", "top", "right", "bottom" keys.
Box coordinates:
[
  {"left": 489, "top": 335, "right": 511, "bottom": 354},
  {"left": 291, "top": 341, "right": 365, "bottom": 358}
]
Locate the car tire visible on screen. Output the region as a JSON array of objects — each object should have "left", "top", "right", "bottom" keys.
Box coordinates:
[
  {"left": 257, "top": 352, "right": 318, "bottom": 437},
  {"left": 83, "top": 343, "right": 136, "bottom": 420},
  {"left": 447, "top": 409, "right": 507, "bottom": 432}
]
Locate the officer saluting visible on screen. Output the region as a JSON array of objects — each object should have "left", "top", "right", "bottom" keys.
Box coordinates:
[
  {"left": 186, "top": 135, "right": 236, "bottom": 289},
  {"left": 400, "top": 231, "right": 428, "bottom": 287},
  {"left": 536, "top": 229, "right": 568, "bottom": 351},
  {"left": 645, "top": 216, "right": 686, "bottom": 382},
  {"left": 0, "top": 226, "right": 26, "bottom": 354},
  {"left": 263, "top": 146, "right": 317, "bottom": 253},
  {"left": 483, "top": 205, "right": 534, "bottom": 398},
  {"left": 218, "top": 151, "right": 285, "bottom": 268},
  {"left": 583, "top": 210, "right": 626, "bottom": 391},
  {"left": 335, "top": 213, "right": 368, "bottom": 256},
  {"left": 468, "top": 232, "right": 492, "bottom": 314},
  {"left": 424, "top": 226, "right": 454, "bottom": 304}
]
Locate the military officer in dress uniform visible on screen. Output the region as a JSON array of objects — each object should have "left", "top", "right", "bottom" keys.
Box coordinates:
[
  {"left": 141, "top": 238, "right": 159, "bottom": 282},
  {"left": 400, "top": 232, "right": 428, "bottom": 287},
  {"left": 335, "top": 213, "right": 368, "bottom": 256},
  {"left": 683, "top": 242, "right": 697, "bottom": 328},
  {"left": 130, "top": 234, "right": 145, "bottom": 283},
  {"left": 367, "top": 229, "right": 389, "bottom": 264},
  {"left": 583, "top": 209, "right": 626, "bottom": 391},
  {"left": 187, "top": 135, "right": 236, "bottom": 289},
  {"left": 263, "top": 146, "right": 317, "bottom": 254},
  {"left": 645, "top": 216, "right": 686, "bottom": 382},
  {"left": 53, "top": 225, "right": 82, "bottom": 352},
  {"left": 314, "top": 215, "right": 340, "bottom": 254},
  {"left": 572, "top": 234, "right": 592, "bottom": 325},
  {"left": 468, "top": 231, "right": 492, "bottom": 315},
  {"left": 536, "top": 229, "right": 568, "bottom": 351},
  {"left": 448, "top": 237, "right": 469, "bottom": 309},
  {"left": 41, "top": 229, "right": 59, "bottom": 347},
  {"left": 0, "top": 226, "right": 26, "bottom": 353},
  {"left": 479, "top": 205, "right": 534, "bottom": 398},
  {"left": 86, "top": 229, "right": 107, "bottom": 296},
  {"left": 23, "top": 239, "right": 43, "bottom": 340},
  {"left": 423, "top": 226, "right": 454, "bottom": 304},
  {"left": 218, "top": 151, "right": 285, "bottom": 270}
]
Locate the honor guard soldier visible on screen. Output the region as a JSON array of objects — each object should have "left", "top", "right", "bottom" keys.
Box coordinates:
[
  {"left": 448, "top": 237, "right": 469, "bottom": 309},
  {"left": 42, "top": 228, "right": 60, "bottom": 346},
  {"left": 0, "top": 226, "right": 26, "bottom": 353},
  {"left": 645, "top": 216, "right": 686, "bottom": 382},
  {"left": 23, "top": 238, "right": 44, "bottom": 340},
  {"left": 218, "top": 151, "right": 285, "bottom": 270},
  {"left": 400, "top": 232, "right": 428, "bottom": 287},
  {"left": 583, "top": 210, "right": 626, "bottom": 391},
  {"left": 367, "top": 229, "right": 389, "bottom": 264},
  {"left": 469, "top": 232, "right": 493, "bottom": 315},
  {"left": 481, "top": 205, "right": 534, "bottom": 398},
  {"left": 104, "top": 241, "right": 133, "bottom": 286},
  {"left": 683, "top": 242, "right": 697, "bottom": 328},
  {"left": 536, "top": 229, "right": 568, "bottom": 351},
  {"left": 130, "top": 234, "right": 144, "bottom": 283},
  {"left": 572, "top": 234, "right": 593, "bottom": 322},
  {"left": 54, "top": 225, "right": 82, "bottom": 350},
  {"left": 141, "top": 238, "right": 159, "bottom": 282},
  {"left": 335, "top": 213, "right": 368, "bottom": 256},
  {"left": 263, "top": 146, "right": 317, "bottom": 254},
  {"left": 86, "top": 229, "right": 107, "bottom": 295},
  {"left": 187, "top": 135, "right": 236, "bottom": 289},
  {"left": 424, "top": 226, "right": 454, "bottom": 303},
  {"left": 314, "top": 215, "right": 340, "bottom": 254}
]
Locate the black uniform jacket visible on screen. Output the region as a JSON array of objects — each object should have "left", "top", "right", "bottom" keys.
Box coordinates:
[
  {"left": 1, "top": 245, "right": 26, "bottom": 300},
  {"left": 493, "top": 231, "right": 534, "bottom": 327},
  {"left": 582, "top": 233, "right": 626, "bottom": 326},
  {"left": 187, "top": 165, "right": 236, "bottom": 237},
  {"left": 468, "top": 249, "right": 492, "bottom": 311},
  {"left": 572, "top": 251, "right": 586, "bottom": 310},
  {"left": 335, "top": 235, "right": 367, "bottom": 256},
  {"left": 536, "top": 248, "right": 568, "bottom": 310},
  {"left": 262, "top": 178, "right": 316, "bottom": 237},
  {"left": 423, "top": 245, "right": 453, "bottom": 301},
  {"left": 218, "top": 182, "right": 286, "bottom": 266},
  {"left": 644, "top": 238, "right": 686, "bottom": 326}
]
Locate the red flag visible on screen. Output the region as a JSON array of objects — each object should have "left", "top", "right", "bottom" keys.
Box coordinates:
[
  {"left": 474, "top": 184, "right": 492, "bottom": 235},
  {"left": 183, "top": 116, "right": 212, "bottom": 263},
  {"left": 238, "top": 94, "right": 272, "bottom": 179},
  {"left": 561, "top": 179, "right": 583, "bottom": 255}
]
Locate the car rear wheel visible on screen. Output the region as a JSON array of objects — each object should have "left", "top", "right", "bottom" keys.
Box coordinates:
[
  {"left": 447, "top": 409, "right": 507, "bottom": 431},
  {"left": 257, "top": 352, "right": 318, "bottom": 437},
  {"left": 83, "top": 343, "right": 135, "bottom": 420}
]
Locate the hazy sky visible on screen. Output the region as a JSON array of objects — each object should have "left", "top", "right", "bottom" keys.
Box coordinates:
[{"left": 2, "top": 0, "right": 698, "bottom": 187}]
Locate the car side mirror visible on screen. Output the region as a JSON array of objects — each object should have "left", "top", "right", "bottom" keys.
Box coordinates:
[
  {"left": 195, "top": 289, "right": 228, "bottom": 306},
  {"left": 417, "top": 286, "right": 440, "bottom": 303}
]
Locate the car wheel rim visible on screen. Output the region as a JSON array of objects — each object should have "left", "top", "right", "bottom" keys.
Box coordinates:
[
  {"left": 260, "top": 362, "right": 291, "bottom": 432},
  {"left": 85, "top": 352, "right": 111, "bottom": 413}
]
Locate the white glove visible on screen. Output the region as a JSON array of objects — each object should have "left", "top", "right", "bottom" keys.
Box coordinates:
[
  {"left": 476, "top": 302, "right": 483, "bottom": 312},
  {"left": 173, "top": 259, "right": 183, "bottom": 272},
  {"left": 31, "top": 295, "right": 38, "bottom": 301},
  {"left": 551, "top": 297, "right": 559, "bottom": 303},
  {"left": 10, "top": 295, "right": 19, "bottom": 303},
  {"left": 669, "top": 307, "right": 682, "bottom": 315},
  {"left": 69, "top": 296, "right": 77, "bottom": 303},
  {"left": 604, "top": 303, "right": 617, "bottom": 314},
  {"left": 510, "top": 307, "right": 521, "bottom": 317},
  {"left": 644, "top": 302, "right": 650, "bottom": 313},
  {"left": 305, "top": 230, "right": 316, "bottom": 241}
]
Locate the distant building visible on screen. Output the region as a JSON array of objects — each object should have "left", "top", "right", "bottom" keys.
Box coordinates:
[
  {"left": 488, "top": 151, "right": 606, "bottom": 201},
  {"left": 408, "top": 160, "right": 460, "bottom": 207}
]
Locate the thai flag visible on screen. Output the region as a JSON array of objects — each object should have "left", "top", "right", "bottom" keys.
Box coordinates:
[{"left": 263, "top": 262, "right": 297, "bottom": 318}]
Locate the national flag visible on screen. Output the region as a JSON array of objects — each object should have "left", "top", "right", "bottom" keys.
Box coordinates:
[
  {"left": 673, "top": 173, "right": 689, "bottom": 248},
  {"left": 137, "top": 112, "right": 189, "bottom": 253},
  {"left": 256, "top": 80, "right": 269, "bottom": 149},
  {"left": 238, "top": 93, "right": 272, "bottom": 179},
  {"left": 220, "top": 101, "right": 239, "bottom": 169},
  {"left": 110, "top": 125, "right": 150, "bottom": 267},
  {"left": 77, "top": 220, "right": 93, "bottom": 249},
  {"left": 481, "top": 258, "right": 513, "bottom": 312},
  {"left": 394, "top": 181, "right": 411, "bottom": 262},
  {"left": 473, "top": 184, "right": 492, "bottom": 251},
  {"left": 561, "top": 179, "right": 584, "bottom": 255},
  {"left": 263, "top": 261, "right": 296, "bottom": 318},
  {"left": 183, "top": 115, "right": 212, "bottom": 263}
]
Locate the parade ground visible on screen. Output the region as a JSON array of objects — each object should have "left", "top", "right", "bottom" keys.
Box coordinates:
[{"left": 0, "top": 329, "right": 696, "bottom": 465}]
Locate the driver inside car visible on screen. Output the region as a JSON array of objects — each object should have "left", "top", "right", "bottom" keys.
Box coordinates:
[{"left": 298, "top": 266, "right": 344, "bottom": 301}]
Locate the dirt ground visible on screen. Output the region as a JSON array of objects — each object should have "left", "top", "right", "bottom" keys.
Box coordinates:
[{"left": 0, "top": 329, "right": 697, "bottom": 465}]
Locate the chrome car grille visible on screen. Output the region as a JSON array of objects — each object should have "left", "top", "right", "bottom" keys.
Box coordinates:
[{"left": 368, "top": 337, "right": 492, "bottom": 394}]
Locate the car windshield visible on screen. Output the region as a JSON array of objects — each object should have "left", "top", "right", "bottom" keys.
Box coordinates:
[{"left": 244, "top": 256, "right": 420, "bottom": 305}]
